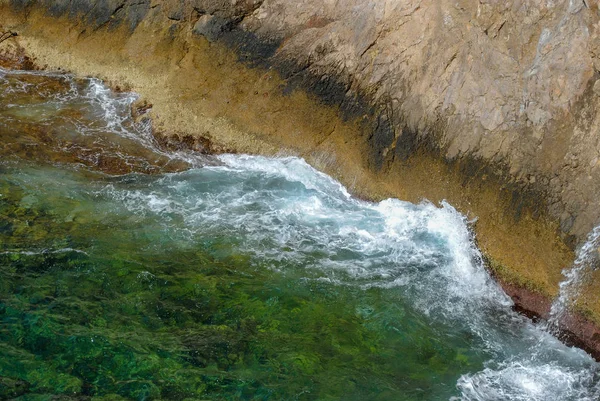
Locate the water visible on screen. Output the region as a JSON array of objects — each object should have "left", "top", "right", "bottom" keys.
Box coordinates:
[
  {"left": 548, "top": 226, "right": 600, "bottom": 330},
  {"left": 0, "top": 67, "right": 599, "bottom": 400}
]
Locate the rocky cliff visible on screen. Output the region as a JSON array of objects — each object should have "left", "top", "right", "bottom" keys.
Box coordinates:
[
  {"left": 211, "top": 0, "right": 600, "bottom": 242},
  {"left": 2, "top": 0, "right": 600, "bottom": 354}
]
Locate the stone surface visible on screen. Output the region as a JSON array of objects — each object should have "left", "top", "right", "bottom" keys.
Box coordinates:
[{"left": 240, "top": 0, "right": 600, "bottom": 243}]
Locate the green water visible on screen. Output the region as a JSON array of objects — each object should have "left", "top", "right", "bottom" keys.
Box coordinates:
[
  {"left": 0, "top": 68, "right": 599, "bottom": 401},
  {"left": 0, "top": 164, "right": 485, "bottom": 400}
]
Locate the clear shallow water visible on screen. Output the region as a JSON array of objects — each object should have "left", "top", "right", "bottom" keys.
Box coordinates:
[{"left": 0, "top": 68, "right": 599, "bottom": 400}]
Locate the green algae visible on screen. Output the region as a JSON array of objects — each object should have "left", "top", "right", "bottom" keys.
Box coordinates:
[
  {"left": 0, "top": 163, "right": 489, "bottom": 400},
  {"left": 0, "top": 69, "right": 495, "bottom": 400}
]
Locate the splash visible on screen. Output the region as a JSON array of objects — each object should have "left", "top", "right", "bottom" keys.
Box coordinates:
[{"left": 548, "top": 226, "right": 600, "bottom": 330}]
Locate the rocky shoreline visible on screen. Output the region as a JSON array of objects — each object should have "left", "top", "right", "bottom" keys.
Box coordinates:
[{"left": 2, "top": 0, "right": 600, "bottom": 359}]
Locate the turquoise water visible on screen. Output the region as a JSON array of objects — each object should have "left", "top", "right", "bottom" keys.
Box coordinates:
[{"left": 0, "top": 68, "right": 599, "bottom": 400}]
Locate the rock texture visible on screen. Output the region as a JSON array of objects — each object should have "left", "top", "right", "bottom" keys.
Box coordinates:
[
  {"left": 3, "top": 0, "right": 600, "bottom": 355},
  {"left": 252, "top": 0, "right": 600, "bottom": 242}
]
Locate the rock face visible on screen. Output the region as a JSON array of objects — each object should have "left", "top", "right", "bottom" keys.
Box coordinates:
[
  {"left": 250, "top": 0, "right": 600, "bottom": 242},
  {"left": 3, "top": 0, "right": 600, "bottom": 354}
]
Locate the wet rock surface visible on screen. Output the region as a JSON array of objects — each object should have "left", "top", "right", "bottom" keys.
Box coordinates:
[{"left": 0, "top": 69, "right": 193, "bottom": 174}]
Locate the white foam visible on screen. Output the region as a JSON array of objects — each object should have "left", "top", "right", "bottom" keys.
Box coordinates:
[
  {"left": 216, "top": 154, "right": 352, "bottom": 199},
  {"left": 549, "top": 225, "right": 600, "bottom": 328},
  {"left": 102, "top": 155, "right": 510, "bottom": 320},
  {"left": 84, "top": 78, "right": 138, "bottom": 132},
  {"left": 457, "top": 361, "right": 600, "bottom": 401}
]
